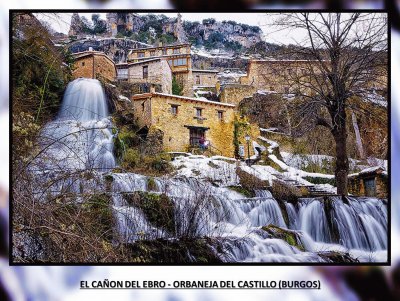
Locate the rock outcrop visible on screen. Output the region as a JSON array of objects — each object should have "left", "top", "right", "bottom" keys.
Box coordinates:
[
  {"left": 68, "top": 38, "right": 149, "bottom": 63},
  {"left": 162, "top": 13, "right": 188, "bottom": 43},
  {"left": 68, "top": 13, "right": 84, "bottom": 36}
]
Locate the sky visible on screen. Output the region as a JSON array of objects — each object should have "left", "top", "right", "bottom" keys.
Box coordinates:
[{"left": 37, "top": 12, "right": 301, "bottom": 45}]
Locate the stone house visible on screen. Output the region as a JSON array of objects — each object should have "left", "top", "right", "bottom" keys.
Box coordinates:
[
  {"left": 348, "top": 166, "right": 388, "bottom": 198},
  {"left": 128, "top": 43, "right": 193, "bottom": 97},
  {"left": 240, "top": 59, "right": 321, "bottom": 95},
  {"left": 192, "top": 69, "right": 219, "bottom": 87},
  {"left": 72, "top": 51, "right": 116, "bottom": 82},
  {"left": 130, "top": 92, "right": 236, "bottom": 157},
  {"left": 116, "top": 58, "right": 172, "bottom": 94}
]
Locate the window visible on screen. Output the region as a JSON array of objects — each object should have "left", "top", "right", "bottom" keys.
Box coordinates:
[
  {"left": 150, "top": 50, "right": 155, "bottom": 56},
  {"left": 117, "top": 68, "right": 128, "bottom": 79},
  {"left": 196, "top": 108, "right": 203, "bottom": 118},
  {"left": 217, "top": 111, "right": 223, "bottom": 121},
  {"left": 81, "top": 62, "right": 85, "bottom": 66},
  {"left": 162, "top": 48, "right": 167, "bottom": 55},
  {"left": 143, "top": 66, "right": 148, "bottom": 79},
  {"left": 173, "top": 58, "right": 187, "bottom": 66},
  {"left": 195, "top": 75, "right": 201, "bottom": 85},
  {"left": 173, "top": 48, "right": 180, "bottom": 54},
  {"left": 208, "top": 76, "right": 212, "bottom": 81},
  {"left": 138, "top": 52, "right": 145, "bottom": 58},
  {"left": 170, "top": 105, "right": 178, "bottom": 115},
  {"left": 284, "top": 86, "right": 289, "bottom": 94}
]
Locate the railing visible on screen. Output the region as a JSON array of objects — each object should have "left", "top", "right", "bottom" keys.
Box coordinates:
[{"left": 189, "top": 141, "right": 222, "bottom": 156}]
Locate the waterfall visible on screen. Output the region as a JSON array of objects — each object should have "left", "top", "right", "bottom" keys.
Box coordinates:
[
  {"left": 299, "top": 199, "right": 332, "bottom": 243},
  {"left": 35, "top": 78, "right": 387, "bottom": 263},
  {"left": 39, "top": 78, "right": 115, "bottom": 173}
]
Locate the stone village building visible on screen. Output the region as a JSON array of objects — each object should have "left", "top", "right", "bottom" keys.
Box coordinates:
[
  {"left": 240, "top": 59, "right": 321, "bottom": 94},
  {"left": 131, "top": 92, "right": 236, "bottom": 157},
  {"left": 71, "top": 50, "right": 116, "bottom": 82},
  {"left": 348, "top": 166, "right": 388, "bottom": 198},
  {"left": 192, "top": 69, "right": 219, "bottom": 88},
  {"left": 127, "top": 43, "right": 194, "bottom": 97},
  {"left": 115, "top": 58, "right": 172, "bottom": 94},
  {"left": 70, "top": 45, "right": 385, "bottom": 170}
]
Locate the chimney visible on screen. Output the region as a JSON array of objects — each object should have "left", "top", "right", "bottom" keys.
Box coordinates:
[
  {"left": 150, "top": 85, "right": 156, "bottom": 93},
  {"left": 89, "top": 47, "right": 93, "bottom": 52},
  {"left": 159, "top": 41, "right": 163, "bottom": 47}
]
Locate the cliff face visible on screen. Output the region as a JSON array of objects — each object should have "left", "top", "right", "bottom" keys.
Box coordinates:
[
  {"left": 184, "top": 19, "right": 262, "bottom": 48},
  {"left": 68, "top": 38, "right": 149, "bottom": 63},
  {"left": 162, "top": 13, "right": 188, "bottom": 43},
  {"left": 67, "top": 13, "right": 263, "bottom": 51}
]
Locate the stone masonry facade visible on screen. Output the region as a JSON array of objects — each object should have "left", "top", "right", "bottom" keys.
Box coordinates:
[
  {"left": 116, "top": 58, "right": 172, "bottom": 94},
  {"left": 72, "top": 51, "right": 116, "bottom": 82},
  {"left": 131, "top": 93, "right": 236, "bottom": 157}
]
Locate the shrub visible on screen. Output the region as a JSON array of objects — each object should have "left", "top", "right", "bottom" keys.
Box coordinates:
[
  {"left": 122, "top": 148, "right": 140, "bottom": 169},
  {"left": 172, "top": 75, "right": 184, "bottom": 96},
  {"left": 142, "top": 153, "right": 172, "bottom": 173},
  {"left": 147, "top": 177, "right": 157, "bottom": 191},
  {"left": 123, "top": 192, "right": 175, "bottom": 234}
]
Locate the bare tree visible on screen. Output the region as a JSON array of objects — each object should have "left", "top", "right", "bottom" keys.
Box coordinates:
[{"left": 273, "top": 13, "right": 387, "bottom": 195}]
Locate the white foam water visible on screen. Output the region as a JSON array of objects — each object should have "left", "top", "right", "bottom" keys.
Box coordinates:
[{"left": 35, "top": 78, "right": 388, "bottom": 263}]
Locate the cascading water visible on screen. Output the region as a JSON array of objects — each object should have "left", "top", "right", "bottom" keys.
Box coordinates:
[
  {"left": 37, "top": 78, "right": 388, "bottom": 263},
  {"left": 39, "top": 78, "right": 115, "bottom": 173}
]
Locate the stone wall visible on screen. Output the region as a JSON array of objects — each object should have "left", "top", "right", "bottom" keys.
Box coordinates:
[
  {"left": 240, "top": 60, "right": 320, "bottom": 94},
  {"left": 132, "top": 93, "right": 236, "bottom": 157},
  {"left": 192, "top": 71, "right": 219, "bottom": 87},
  {"left": 72, "top": 53, "right": 116, "bottom": 82},
  {"left": 128, "top": 44, "right": 191, "bottom": 62},
  {"left": 125, "top": 59, "right": 172, "bottom": 94},
  {"left": 219, "top": 84, "right": 256, "bottom": 107},
  {"left": 72, "top": 56, "right": 95, "bottom": 79},
  {"left": 131, "top": 94, "right": 153, "bottom": 129},
  {"left": 348, "top": 174, "right": 388, "bottom": 199}
]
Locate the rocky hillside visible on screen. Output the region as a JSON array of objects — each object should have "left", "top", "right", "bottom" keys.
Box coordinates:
[
  {"left": 68, "top": 38, "right": 150, "bottom": 63},
  {"left": 65, "top": 13, "right": 265, "bottom": 53}
]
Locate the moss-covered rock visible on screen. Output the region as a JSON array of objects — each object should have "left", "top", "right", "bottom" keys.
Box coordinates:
[
  {"left": 146, "top": 177, "right": 157, "bottom": 191},
  {"left": 227, "top": 185, "right": 255, "bottom": 198},
  {"left": 120, "top": 238, "right": 222, "bottom": 263},
  {"left": 236, "top": 167, "right": 268, "bottom": 194},
  {"left": 262, "top": 224, "right": 305, "bottom": 251},
  {"left": 123, "top": 192, "right": 175, "bottom": 234},
  {"left": 270, "top": 180, "right": 302, "bottom": 204},
  {"left": 317, "top": 251, "right": 359, "bottom": 263}
]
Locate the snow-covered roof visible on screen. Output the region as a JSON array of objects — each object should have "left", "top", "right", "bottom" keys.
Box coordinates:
[
  {"left": 192, "top": 69, "right": 219, "bottom": 73},
  {"left": 348, "top": 166, "right": 386, "bottom": 178},
  {"left": 132, "top": 92, "right": 236, "bottom": 107},
  {"left": 116, "top": 58, "right": 162, "bottom": 67}
]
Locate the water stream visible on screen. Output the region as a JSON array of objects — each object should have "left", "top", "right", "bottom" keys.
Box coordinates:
[{"left": 36, "top": 78, "right": 388, "bottom": 263}]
